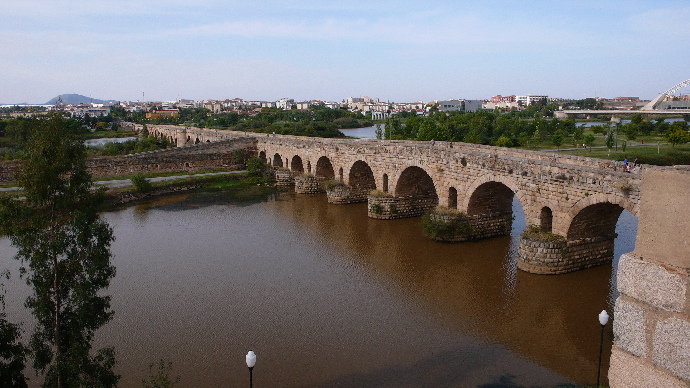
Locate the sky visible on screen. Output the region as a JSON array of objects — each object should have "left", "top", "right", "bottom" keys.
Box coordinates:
[{"left": 1, "top": 1, "right": 689, "bottom": 104}]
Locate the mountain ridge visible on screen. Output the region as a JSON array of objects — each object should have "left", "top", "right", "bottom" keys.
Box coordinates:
[{"left": 45, "top": 94, "right": 117, "bottom": 105}]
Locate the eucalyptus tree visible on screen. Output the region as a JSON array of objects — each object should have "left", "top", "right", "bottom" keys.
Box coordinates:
[{"left": 0, "top": 114, "right": 118, "bottom": 387}]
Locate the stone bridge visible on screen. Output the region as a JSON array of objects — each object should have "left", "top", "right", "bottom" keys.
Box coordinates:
[
  {"left": 142, "top": 124, "right": 689, "bottom": 386},
  {"left": 141, "top": 123, "right": 641, "bottom": 275}
]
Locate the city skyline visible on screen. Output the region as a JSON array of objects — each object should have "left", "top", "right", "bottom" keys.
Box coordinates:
[{"left": 1, "top": 1, "right": 689, "bottom": 104}]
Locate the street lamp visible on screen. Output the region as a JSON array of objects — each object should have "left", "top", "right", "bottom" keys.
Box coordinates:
[
  {"left": 596, "top": 310, "right": 609, "bottom": 387},
  {"left": 246, "top": 350, "right": 257, "bottom": 388}
]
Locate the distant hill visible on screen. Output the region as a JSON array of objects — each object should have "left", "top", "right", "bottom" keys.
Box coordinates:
[{"left": 45, "top": 94, "right": 117, "bottom": 105}]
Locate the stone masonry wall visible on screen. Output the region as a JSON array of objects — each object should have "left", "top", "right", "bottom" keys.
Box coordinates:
[
  {"left": 0, "top": 137, "right": 257, "bottom": 184},
  {"left": 368, "top": 195, "right": 437, "bottom": 220},
  {"left": 608, "top": 167, "right": 690, "bottom": 387},
  {"left": 517, "top": 234, "right": 616, "bottom": 274},
  {"left": 294, "top": 175, "right": 325, "bottom": 194}
]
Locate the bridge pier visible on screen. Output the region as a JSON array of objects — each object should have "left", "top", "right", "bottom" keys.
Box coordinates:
[
  {"left": 294, "top": 175, "right": 324, "bottom": 194},
  {"left": 422, "top": 209, "right": 512, "bottom": 242},
  {"left": 325, "top": 182, "right": 368, "bottom": 204},
  {"left": 367, "top": 194, "right": 437, "bottom": 220},
  {"left": 274, "top": 169, "right": 295, "bottom": 187},
  {"left": 517, "top": 232, "right": 616, "bottom": 274}
]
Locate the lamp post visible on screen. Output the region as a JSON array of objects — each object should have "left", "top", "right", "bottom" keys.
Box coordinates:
[
  {"left": 246, "top": 350, "right": 257, "bottom": 388},
  {"left": 596, "top": 310, "right": 609, "bottom": 387}
]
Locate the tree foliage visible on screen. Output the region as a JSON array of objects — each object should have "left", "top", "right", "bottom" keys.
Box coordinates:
[
  {"left": 0, "top": 114, "right": 118, "bottom": 387},
  {"left": 0, "top": 270, "right": 28, "bottom": 388}
]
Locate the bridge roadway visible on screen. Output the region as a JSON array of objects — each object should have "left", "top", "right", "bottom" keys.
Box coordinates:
[{"left": 142, "top": 123, "right": 641, "bottom": 275}]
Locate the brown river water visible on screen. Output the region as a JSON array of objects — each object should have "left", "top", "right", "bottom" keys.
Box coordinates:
[{"left": 1, "top": 187, "right": 637, "bottom": 387}]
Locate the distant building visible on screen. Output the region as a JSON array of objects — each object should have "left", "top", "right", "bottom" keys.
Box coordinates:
[
  {"left": 436, "top": 99, "right": 482, "bottom": 112},
  {"left": 68, "top": 105, "right": 110, "bottom": 118},
  {"left": 145, "top": 109, "right": 179, "bottom": 119},
  {"left": 515, "top": 95, "right": 548, "bottom": 106},
  {"left": 276, "top": 98, "right": 294, "bottom": 110}
]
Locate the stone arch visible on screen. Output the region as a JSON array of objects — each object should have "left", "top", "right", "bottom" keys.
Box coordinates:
[
  {"left": 272, "top": 153, "right": 283, "bottom": 167},
  {"left": 306, "top": 161, "right": 312, "bottom": 174},
  {"left": 349, "top": 160, "right": 377, "bottom": 195},
  {"left": 315, "top": 156, "right": 335, "bottom": 179},
  {"left": 566, "top": 202, "right": 624, "bottom": 240},
  {"left": 259, "top": 151, "right": 266, "bottom": 164},
  {"left": 382, "top": 174, "right": 389, "bottom": 192},
  {"left": 395, "top": 166, "right": 438, "bottom": 203},
  {"left": 558, "top": 193, "right": 638, "bottom": 237},
  {"left": 448, "top": 187, "right": 458, "bottom": 209},
  {"left": 338, "top": 167, "right": 344, "bottom": 181},
  {"left": 466, "top": 181, "right": 514, "bottom": 216},
  {"left": 195, "top": 137, "right": 200, "bottom": 144},
  {"left": 540, "top": 206, "right": 553, "bottom": 233},
  {"left": 462, "top": 174, "right": 528, "bottom": 217},
  {"left": 290, "top": 155, "right": 304, "bottom": 173}
]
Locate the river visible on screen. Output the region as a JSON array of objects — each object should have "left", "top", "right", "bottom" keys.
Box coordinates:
[{"left": 1, "top": 187, "right": 636, "bottom": 387}]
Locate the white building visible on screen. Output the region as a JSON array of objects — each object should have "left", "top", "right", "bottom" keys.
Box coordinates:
[
  {"left": 515, "top": 95, "right": 549, "bottom": 106},
  {"left": 276, "top": 98, "right": 294, "bottom": 110}
]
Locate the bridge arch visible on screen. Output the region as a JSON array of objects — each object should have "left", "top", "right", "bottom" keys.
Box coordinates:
[
  {"left": 259, "top": 151, "right": 266, "bottom": 164},
  {"left": 315, "top": 156, "right": 335, "bottom": 179},
  {"left": 559, "top": 193, "right": 638, "bottom": 238},
  {"left": 348, "top": 160, "right": 377, "bottom": 194},
  {"left": 461, "top": 174, "right": 529, "bottom": 217},
  {"left": 394, "top": 166, "right": 438, "bottom": 205},
  {"left": 290, "top": 155, "right": 304, "bottom": 173},
  {"left": 448, "top": 187, "right": 458, "bottom": 209},
  {"left": 272, "top": 153, "right": 283, "bottom": 168}
]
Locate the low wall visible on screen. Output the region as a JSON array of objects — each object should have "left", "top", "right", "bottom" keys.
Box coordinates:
[{"left": 0, "top": 137, "right": 258, "bottom": 183}]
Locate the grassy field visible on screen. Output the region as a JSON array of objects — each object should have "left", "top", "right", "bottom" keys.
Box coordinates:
[{"left": 554, "top": 143, "right": 690, "bottom": 166}]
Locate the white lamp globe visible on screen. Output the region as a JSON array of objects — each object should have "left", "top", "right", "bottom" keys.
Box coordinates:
[
  {"left": 246, "top": 350, "right": 257, "bottom": 368},
  {"left": 599, "top": 310, "right": 609, "bottom": 326}
]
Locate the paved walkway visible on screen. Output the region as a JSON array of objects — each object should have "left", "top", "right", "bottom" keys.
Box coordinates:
[{"left": 0, "top": 171, "right": 245, "bottom": 192}]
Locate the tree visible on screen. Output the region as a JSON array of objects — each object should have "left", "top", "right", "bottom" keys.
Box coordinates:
[
  {"left": 494, "top": 135, "right": 512, "bottom": 147},
  {"left": 551, "top": 134, "right": 563, "bottom": 150},
  {"left": 605, "top": 130, "right": 615, "bottom": 154},
  {"left": 0, "top": 270, "right": 28, "bottom": 388},
  {"left": 583, "top": 134, "right": 596, "bottom": 151},
  {"left": 0, "top": 114, "right": 118, "bottom": 387},
  {"left": 665, "top": 128, "right": 690, "bottom": 148}
]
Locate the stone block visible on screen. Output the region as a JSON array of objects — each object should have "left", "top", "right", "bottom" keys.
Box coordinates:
[
  {"left": 635, "top": 167, "right": 690, "bottom": 269},
  {"left": 653, "top": 318, "right": 690, "bottom": 380},
  {"left": 618, "top": 253, "right": 687, "bottom": 312},
  {"left": 613, "top": 297, "right": 648, "bottom": 357},
  {"left": 609, "top": 346, "right": 687, "bottom": 388}
]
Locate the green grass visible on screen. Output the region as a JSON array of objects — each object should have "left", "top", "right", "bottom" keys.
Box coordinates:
[{"left": 554, "top": 143, "right": 690, "bottom": 166}]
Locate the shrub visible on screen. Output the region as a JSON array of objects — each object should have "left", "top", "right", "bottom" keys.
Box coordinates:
[
  {"left": 324, "top": 180, "right": 347, "bottom": 191},
  {"left": 369, "top": 190, "right": 393, "bottom": 198},
  {"left": 246, "top": 157, "right": 266, "bottom": 177},
  {"left": 131, "top": 173, "right": 153, "bottom": 194},
  {"left": 521, "top": 224, "right": 565, "bottom": 243}
]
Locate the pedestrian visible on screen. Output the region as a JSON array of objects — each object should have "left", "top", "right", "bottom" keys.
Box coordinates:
[
  {"left": 633, "top": 157, "right": 640, "bottom": 167},
  {"left": 430, "top": 138, "right": 435, "bottom": 146}
]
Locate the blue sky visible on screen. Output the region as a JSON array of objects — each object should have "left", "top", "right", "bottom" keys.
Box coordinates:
[{"left": 1, "top": 1, "right": 689, "bottom": 103}]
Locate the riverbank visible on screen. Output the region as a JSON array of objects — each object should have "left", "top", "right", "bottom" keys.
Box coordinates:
[{"left": 104, "top": 171, "right": 275, "bottom": 207}]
